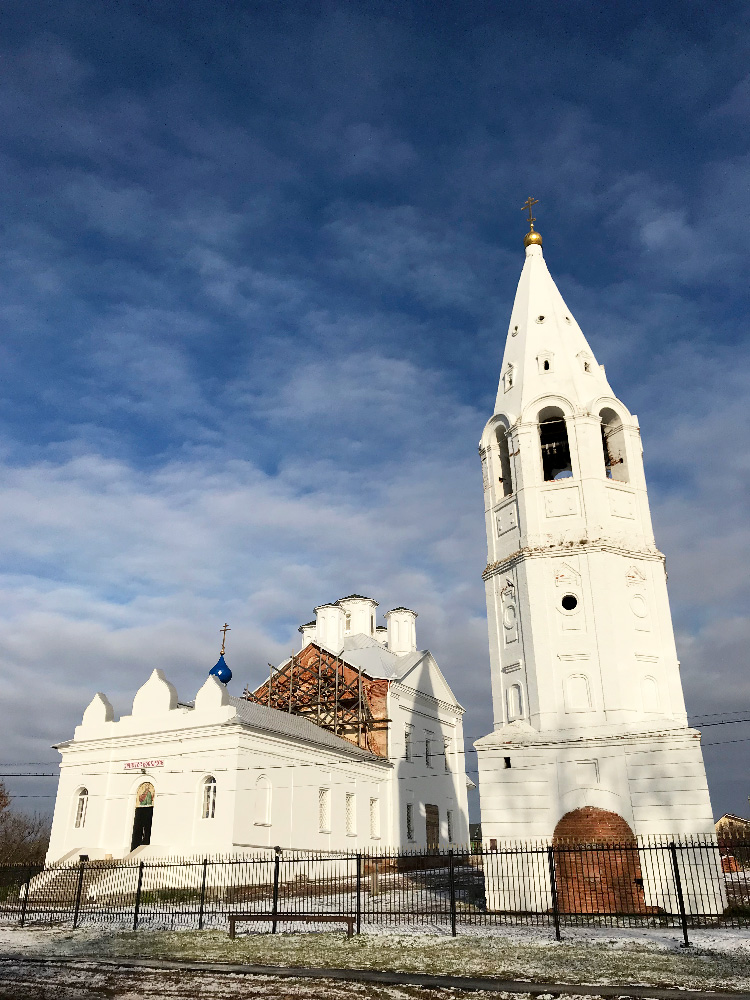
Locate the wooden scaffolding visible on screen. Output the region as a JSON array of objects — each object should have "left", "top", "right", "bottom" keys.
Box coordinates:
[{"left": 242, "top": 644, "right": 389, "bottom": 756}]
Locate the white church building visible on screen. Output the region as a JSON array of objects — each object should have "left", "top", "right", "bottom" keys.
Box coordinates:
[
  {"left": 46, "top": 595, "right": 471, "bottom": 864},
  {"left": 474, "top": 209, "right": 718, "bottom": 856}
]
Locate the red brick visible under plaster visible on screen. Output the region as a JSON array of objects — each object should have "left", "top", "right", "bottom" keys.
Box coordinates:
[{"left": 552, "top": 808, "right": 650, "bottom": 914}]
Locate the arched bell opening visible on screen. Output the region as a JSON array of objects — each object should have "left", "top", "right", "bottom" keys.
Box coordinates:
[
  {"left": 496, "top": 425, "right": 514, "bottom": 496},
  {"left": 538, "top": 406, "right": 573, "bottom": 481},
  {"left": 552, "top": 808, "right": 649, "bottom": 915},
  {"left": 600, "top": 407, "right": 629, "bottom": 482}
]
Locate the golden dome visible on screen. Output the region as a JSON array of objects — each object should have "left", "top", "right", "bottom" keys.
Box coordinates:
[{"left": 523, "top": 225, "right": 543, "bottom": 248}]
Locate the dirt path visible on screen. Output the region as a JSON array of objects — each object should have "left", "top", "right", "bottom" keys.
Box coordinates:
[
  {"left": 3, "top": 957, "right": 750, "bottom": 1000},
  {"left": 0, "top": 958, "right": 501, "bottom": 1000}
]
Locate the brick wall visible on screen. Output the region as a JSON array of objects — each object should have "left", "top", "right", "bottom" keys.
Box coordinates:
[{"left": 552, "top": 808, "right": 649, "bottom": 914}]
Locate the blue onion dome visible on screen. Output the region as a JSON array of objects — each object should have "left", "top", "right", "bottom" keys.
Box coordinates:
[{"left": 209, "top": 654, "right": 232, "bottom": 685}]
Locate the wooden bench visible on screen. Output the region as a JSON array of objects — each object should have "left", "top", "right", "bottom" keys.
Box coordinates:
[{"left": 228, "top": 912, "right": 356, "bottom": 939}]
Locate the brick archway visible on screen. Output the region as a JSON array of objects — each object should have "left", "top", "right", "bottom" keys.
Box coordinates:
[{"left": 552, "top": 808, "right": 648, "bottom": 914}]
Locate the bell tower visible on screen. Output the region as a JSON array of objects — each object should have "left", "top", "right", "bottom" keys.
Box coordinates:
[{"left": 474, "top": 205, "right": 717, "bottom": 853}]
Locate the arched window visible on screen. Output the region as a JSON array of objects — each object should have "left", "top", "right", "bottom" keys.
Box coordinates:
[
  {"left": 201, "top": 776, "right": 217, "bottom": 820},
  {"left": 74, "top": 788, "right": 88, "bottom": 829},
  {"left": 538, "top": 406, "right": 572, "bottom": 480},
  {"left": 506, "top": 683, "right": 524, "bottom": 721},
  {"left": 600, "top": 408, "right": 629, "bottom": 482},
  {"left": 642, "top": 676, "right": 660, "bottom": 713},
  {"left": 344, "top": 612, "right": 351, "bottom": 633},
  {"left": 255, "top": 775, "right": 271, "bottom": 826},
  {"left": 564, "top": 673, "right": 592, "bottom": 713},
  {"left": 496, "top": 425, "right": 514, "bottom": 496}
]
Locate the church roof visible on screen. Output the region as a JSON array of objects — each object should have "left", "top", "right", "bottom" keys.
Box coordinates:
[
  {"left": 339, "top": 634, "right": 425, "bottom": 681},
  {"left": 228, "top": 695, "right": 390, "bottom": 763}
]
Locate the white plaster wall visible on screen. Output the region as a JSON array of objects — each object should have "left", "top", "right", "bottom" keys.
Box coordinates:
[{"left": 388, "top": 680, "right": 471, "bottom": 849}]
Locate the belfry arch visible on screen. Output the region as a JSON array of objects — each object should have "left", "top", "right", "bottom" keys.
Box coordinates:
[
  {"left": 538, "top": 405, "right": 572, "bottom": 480},
  {"left": 600, "top": 407, "right": 629, "bottom": 482},
  {"left": 495, "top": 424, "right": 514, "bottom": 496}
]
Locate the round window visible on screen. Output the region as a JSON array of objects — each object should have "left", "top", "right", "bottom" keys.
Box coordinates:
[{"left": 561, "top": 594, "right": 578, "bottom": 612}]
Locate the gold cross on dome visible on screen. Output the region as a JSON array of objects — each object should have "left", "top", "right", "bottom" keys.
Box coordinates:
[
  {"left": 522, "top": 196, "right": 539, "bottom": 227},
  {"left": 219, "top": 622, "right": 231, "bottom": 655},
  {"left": 522, "top": 196, "right": 539, "bottom": 225}
]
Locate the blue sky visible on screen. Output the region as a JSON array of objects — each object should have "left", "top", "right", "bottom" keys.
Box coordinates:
[{"left": 1, "top": 0, "right": 749, "bottom": 822}]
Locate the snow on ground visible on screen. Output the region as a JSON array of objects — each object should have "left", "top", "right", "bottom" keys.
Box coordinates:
[
  {"left": 0, "top": 960, "right": 532, "bottom": 1000},
  {"left": 0, "top": 924, "right": 749, "bottom": 992}
]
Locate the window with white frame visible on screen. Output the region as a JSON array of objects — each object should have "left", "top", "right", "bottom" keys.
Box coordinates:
[
  {"left": 406, "top": 802, "right": 415, "bottom": 841},
  {"left": 447, "top": 809, "right": 454, "bottom": 844},
  {"left": 369, "top": 797, "right": 381, "bottom": 839},
  {"left": 444, "top": 738, "right": 451, "bottom": 772},
  {"left": 345, "top": 791, "right": 356, "bottom": 836},
  {"left": 201, "top": 776, "right": 217, "bottom": 819},
  {"left": 404, "top": 726, "right": 413, "bottom": 761},
  {"left": 344, "top": 612, "right": 352, "bottom": 633},
  {"left": 318, "top": 787, "right": 331, "bottom": 833},
  {"left": 74, "top": 788, "right": 88, "bottom": 829},
  {"left": 425, "top": 732, "right": 433, "bottom": 767}
]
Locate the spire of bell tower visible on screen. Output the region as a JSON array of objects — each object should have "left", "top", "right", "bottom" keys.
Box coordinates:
[{"left": 496, "top": 203, "right": 612, "bottom": 417}]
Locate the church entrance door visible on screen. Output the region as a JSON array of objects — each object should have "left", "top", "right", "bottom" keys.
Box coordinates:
[
  {"left": 130, "top": 782, "right": 155, "bottom": 852},
  {"left": 425, "top": 804, "right": 439, "bottom": 852}
]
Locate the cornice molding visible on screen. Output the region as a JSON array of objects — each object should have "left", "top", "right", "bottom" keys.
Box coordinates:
[{"left": 483, "top": 540, "right": 665, "bottom": 579}]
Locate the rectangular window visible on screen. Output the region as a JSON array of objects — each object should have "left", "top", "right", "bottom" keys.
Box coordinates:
[
  {"left": 406, "top": 802, "right": 414, "bottom": 841},
  {"left": 444, "top": 738, "right": 451, "bottom": 773},
  {"left": 318, "top": 787, "right": 331, "bottom": 833},
  {"left": 369, "top": 797, "right": 380, "bottom": 839},
  {"left": 425, "top": 732, "right": 433, "bottom": 768},
  {"left": 447, "top": 809, "right": 454, "bottom": 844},
  {"left": 404, "top": 726, "right": 413, "bottom": 761},
  {"left": 345, "top": 791, "right": 356, "bottom": 836}
]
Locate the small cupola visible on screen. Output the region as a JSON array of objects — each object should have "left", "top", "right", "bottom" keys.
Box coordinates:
[
  {"left": 385, "top": 607, "right": 418, "bottom": 655},
  {"left": 208, "top": 623, "right": 233, "bottom": 685}
]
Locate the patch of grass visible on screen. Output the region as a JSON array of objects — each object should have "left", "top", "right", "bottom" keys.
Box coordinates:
[
  {"left": 12, "top": 928, "right": 750, "bottom": 991},
  {"left": 140, "top": 888, "right": 201, "bottom": 905}
]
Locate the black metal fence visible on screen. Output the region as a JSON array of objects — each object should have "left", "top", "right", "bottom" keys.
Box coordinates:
[{"left": 0, "top": 836, "right": 747, "bottom": 944}]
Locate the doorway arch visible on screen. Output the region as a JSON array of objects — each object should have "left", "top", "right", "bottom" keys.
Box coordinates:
[
  {"left": 553, "top": 808, "right": 647, "bottom": 914},
  {"left": 131, "top": 781, "right": 155, "bottom": 852}
]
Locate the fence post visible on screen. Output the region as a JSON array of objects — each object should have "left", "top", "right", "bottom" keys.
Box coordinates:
[
  {"left": 448, "top": 849, "right": 457, "bottom": 937},
  {"left": 72, "top": 860, "right": 86, "bottom": 929},
  {"left": 133, "top": 861, "right": 145, "bottom": 932},
  {"left": 356, "top": 854, "right": 362, "bottom": 935},
  {"left": 547, "top": 846, "right": 561, "bottom": 942},
  {"left": 669, "top": 842, "right": 690, "bottom": 947},
  {"left": 198, "top": 858, "right": 209, "bottom": 931},
  {"left": 19, "top": 866, "right": 33, "bottom": 927},
  {"left": 271, "top": 847, "right": 281, "bottom": 934}
]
